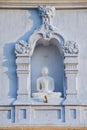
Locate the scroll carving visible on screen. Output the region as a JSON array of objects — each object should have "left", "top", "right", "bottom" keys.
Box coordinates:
[
  {"left": 63, "top": 41, "right": 79, "bottom": 54},
  {"left": 38, "top": 5, "right": 55, "bottom": 38},
  {"left": 15, "top": 40, "right": 30, "bottom": 55}
]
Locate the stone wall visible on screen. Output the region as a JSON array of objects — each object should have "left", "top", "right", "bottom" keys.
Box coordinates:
[
  {"left": 0, "top": 9, "right": 87, "bottom": 103},
  {"left": 0, "top": 8, "right": 87, "bottom": 126}
]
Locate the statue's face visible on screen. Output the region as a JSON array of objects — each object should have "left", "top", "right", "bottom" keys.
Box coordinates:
[{"left": 42, "top": 67, "right": 48, "bottom": 76}]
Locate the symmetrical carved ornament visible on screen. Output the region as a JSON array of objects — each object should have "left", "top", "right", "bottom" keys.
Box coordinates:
[
  {"left": 15, "top": 5, "right": 64, "bottom": 56},
  {"left": 38, "top": 5, "right": 55, "bottom": 38},
  {"left": 15, "top": 5, "right": 79, "bottom": 105},
  {"left": 15, "top": 6, "right": 79, "bottom": 58},
  {"left": 63, "top": 41, "right": 79, "bottom": 55},
  {"left": 15, "top": 40, "right": 30, "bottom": 55}
]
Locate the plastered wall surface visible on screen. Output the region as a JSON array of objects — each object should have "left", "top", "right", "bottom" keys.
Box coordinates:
[{"left": 0, "top": 9, "right": 87, "bottom": 126}]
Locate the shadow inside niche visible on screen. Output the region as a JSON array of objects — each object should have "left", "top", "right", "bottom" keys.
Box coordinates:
[{"left": 2, "top": 9, "right": 41, "bottom": 99}]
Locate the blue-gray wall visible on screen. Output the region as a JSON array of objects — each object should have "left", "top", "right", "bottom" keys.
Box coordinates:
[{"left": 0, "top": 9, "right": 87, "bottom": 102}]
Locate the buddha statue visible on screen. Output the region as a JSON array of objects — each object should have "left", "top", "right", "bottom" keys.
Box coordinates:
[
  {"left": 32, "top": 67, "right": 62, "bottom": 103},
  {"left": 36, "top": 67, "right": 55, "bottom": 93}
]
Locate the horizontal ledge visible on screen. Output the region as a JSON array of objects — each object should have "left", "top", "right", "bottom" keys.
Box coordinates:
[{"left": 0, "top": 1, "right": 87, "bottom": 9}]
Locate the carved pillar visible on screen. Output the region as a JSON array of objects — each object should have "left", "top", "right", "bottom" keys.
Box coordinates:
[
  {"left": 16, "top": 56, "right": 31, "bottom": 100},
  {"left": 14, "top": 40, "right": 31, "bottom": 103},
  {"left": 63, "top": 41, "right": 79, "bottom": 105}
]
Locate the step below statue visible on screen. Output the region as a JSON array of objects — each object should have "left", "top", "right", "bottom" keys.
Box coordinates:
[{"left": 32, "top": 67, "right": 62, "bottom": 103}]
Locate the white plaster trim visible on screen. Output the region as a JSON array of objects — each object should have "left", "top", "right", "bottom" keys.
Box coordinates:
[{"left": 0, "top": 0, "right": 87, "bottom": 9}]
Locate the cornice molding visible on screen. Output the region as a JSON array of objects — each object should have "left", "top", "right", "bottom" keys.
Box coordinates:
[{"left": 0, "top": 0, "right": 87, "bottom": 9}]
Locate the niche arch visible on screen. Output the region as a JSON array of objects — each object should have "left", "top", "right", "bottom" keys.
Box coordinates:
[
  {"left": 28, "top": 32, "right": 64, "bottom": 57},
  {"left": 28, "top": 32, "right": 65, "bottom": 96},
  {"left": 15, "top": 5, "right": 79, "bottom": 104}
]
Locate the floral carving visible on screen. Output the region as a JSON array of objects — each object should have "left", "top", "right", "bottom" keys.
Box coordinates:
[
  {"left": 15, "top": 40, "right": 30, "bottom": 55},
  {"left": 38, "top": 5, "right": 55, "bottom": 25},
  {"left": 38, "top": 5, "right": 55, "bottom": 38},
  {"left": 63, "top": 41, "right": 79, "bottom": 54}
]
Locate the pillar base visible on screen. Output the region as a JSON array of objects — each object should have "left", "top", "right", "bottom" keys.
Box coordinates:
[
  {"left": 0, "top": 96, "right": 15, "bottom": 105},
  {"left": 63, "top": 94, "right": 80, "bottom": 105},
  {"left": 13, "top": 94, "right": 32, "bottom": 105}
]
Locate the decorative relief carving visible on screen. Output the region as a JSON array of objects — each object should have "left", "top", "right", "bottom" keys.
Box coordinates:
[
  {"left": 38, "top": 5, "right": 55, "bottom": 38},
  {"left": 63, "top": 41, "right": 79, "bottom": 54},
  {"left": 15, "top": 40, "right": 30, "bottom": 55},
  {"left": 38, "top": 5, "right": 55, "bottom": 25},
  {"left": 15, "top": 6, "right": 65, "bottom": 57},
  {"left": 14, "top": 5, "right": 80, "bottom": 107}
]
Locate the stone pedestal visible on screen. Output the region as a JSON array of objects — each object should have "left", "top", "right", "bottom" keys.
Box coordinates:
[{"left": 32, "top": 92, "right": 62, "bottom": 104}]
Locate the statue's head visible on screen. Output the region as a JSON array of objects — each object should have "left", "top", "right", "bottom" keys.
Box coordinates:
[{"left": 42, "top": 67, "right": 49, "bottom": 76}]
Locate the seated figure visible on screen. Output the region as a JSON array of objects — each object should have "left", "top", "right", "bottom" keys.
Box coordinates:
[{"left": 37, "top": 67, "right": 55, "bottom": 93}]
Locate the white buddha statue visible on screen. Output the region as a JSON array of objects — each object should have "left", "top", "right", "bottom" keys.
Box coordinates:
[
  {"left": 37, "top": 67, "right": 55, "bottom": 93},
  {"left": 32, "top": 67, "right": 62, "bottom": 103}
]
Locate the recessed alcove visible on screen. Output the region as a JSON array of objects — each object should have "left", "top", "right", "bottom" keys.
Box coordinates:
[{"left": 31, "top": 38, "right": 64, "bottom": 96}]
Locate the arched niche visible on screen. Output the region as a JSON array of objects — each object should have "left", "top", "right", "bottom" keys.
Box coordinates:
[
  {"left": 30, "top": 37, "right": 64, "bottom": 96},
  {"left": 15, "top": 5, "right": 79, "bottom": 104}
]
